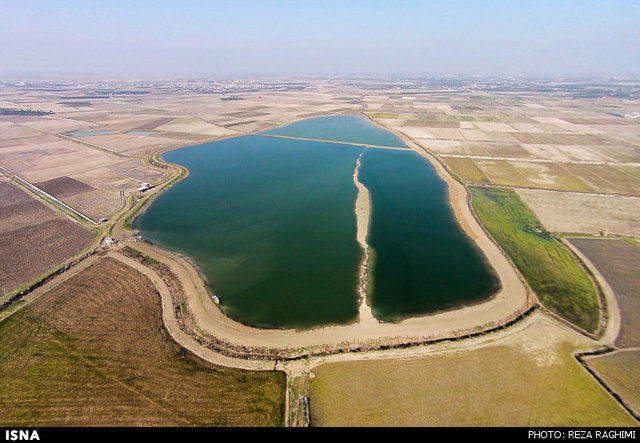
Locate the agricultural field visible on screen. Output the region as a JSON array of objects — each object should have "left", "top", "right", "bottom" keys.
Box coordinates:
[
  {"left": 0, "top": 258, "right": 285, "bottom": 426},
  {"left": 517, "top": 189, "right": 640, "bottom": 237},
  {"left": 442, "top": 157, "right": 489, "bottom": 183},
  {"left": 472, "top": 141, "right": 532, "bottom": 158},
  {"left": 510, "top": 161, "right": 593, "bottom": 192},
  {"left": 72, "top": 132, "right": 186, "bottom": 156},
  {"left": 585, "top": 350, "right": 640, "bottom": 417},
  {"left": 440, "top": 156, "right": 603, "bottom": 193},
  {"left": 473, "top": 159, "right": 532, "bottom": 188},
  {"left": 567, "top": 238, "right": 640, "bottom": 348},
  {"left": 469, "top": 187, "right": 599, "bottom": 332},
  {"left": 564, "top": 164, "right": 640, "bottom": 196},
  {"left": 309, "top": 315, "right": 635, "bottom": 427},
  {"left": 0, "top": 132, "right": 166, "bottom": 219},
  {"left": 0, "top": 179, "right": 96, "bottom": 296},
  {"left": 154, "top": 116, "right": 237, "bottom": 137}
]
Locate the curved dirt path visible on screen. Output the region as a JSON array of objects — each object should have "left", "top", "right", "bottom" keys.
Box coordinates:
[{"left": 563, "top": 237, "right": 622, "bottom": 345}]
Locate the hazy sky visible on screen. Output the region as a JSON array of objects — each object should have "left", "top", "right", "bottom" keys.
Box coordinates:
[{"left": 2, "top": 0, "right": 638, "bottom": 79}]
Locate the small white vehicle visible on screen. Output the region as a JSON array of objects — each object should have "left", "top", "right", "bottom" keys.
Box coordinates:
[{"left": 136, "top": 182, "right": 151, "bottom": 192}]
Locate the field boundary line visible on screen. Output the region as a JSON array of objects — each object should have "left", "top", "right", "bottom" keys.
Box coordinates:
[{"left": 449, "top": 181, "right": 640, "bottom": 199}]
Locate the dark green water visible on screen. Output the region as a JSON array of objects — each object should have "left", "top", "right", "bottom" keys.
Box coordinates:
[
  {"left": 136, "top": 116, "right": 498, "bottom": 329},
  {"left": 358, "top": 149, "right": 500, "bottom": 321},
  {"left": 135, "top": 135, "right": 363, "bottom": 329}
]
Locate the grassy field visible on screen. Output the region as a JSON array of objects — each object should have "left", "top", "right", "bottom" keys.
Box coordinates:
[
  {"left": 586, "top": 350, "right": 640, "bottom": 417},
  {"left": 443, "top": 157, "right": 490, "bottom": 183},
  {"left": 309, "top": 317, "right": 635, "bottom": 426},
  {"left": 469, "top": 187, "right": 599, "bottom": 332},
  {"left": 567, "top": 238, "right": 640, "bottom": 347},
  {"left": 510, "top": 162, "right": 593, "bottom": 192},
  {"left": 0, "top": 258, "right": 285, "bottom": 426},
  {"left": 475, "top": 159, "right": 532, "bottom": 187}
]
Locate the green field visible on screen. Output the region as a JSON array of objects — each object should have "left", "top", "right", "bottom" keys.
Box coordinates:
[
  {"left": 0, "top": 258, "right": 285, "bottom": 426},
  {"left": 470, "top": 187, "right": 600, "bottom": 332}
]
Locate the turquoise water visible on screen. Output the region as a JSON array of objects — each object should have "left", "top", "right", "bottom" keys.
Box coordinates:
[
  {"left": 135, "top": 135, "right": 363, "bottom": 329},
  {"left": 358, "top": 149, "right": 499, "bottom": 320},
  {"left": 136, "top": 116, "right": 498, "bottom": 329},
  {"left": 263, "top": 115, "right": 405, "bottom": 147}
]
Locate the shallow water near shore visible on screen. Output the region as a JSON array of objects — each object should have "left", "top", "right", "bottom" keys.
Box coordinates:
[
  {"left": 65, "top": 129, "right": 117, "bottom": 137},
  {"left": 135, "top": 116, "right": 498, "bottom": 329}
]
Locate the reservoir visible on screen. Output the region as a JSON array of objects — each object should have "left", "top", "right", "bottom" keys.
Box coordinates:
[{"left": 135, "top": 116, "right": 498, "bottom": 329}]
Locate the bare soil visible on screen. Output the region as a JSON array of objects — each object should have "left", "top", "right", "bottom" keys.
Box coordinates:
[
  {"left": 0, "top": 181, "right": 96, "bottom": 294},
  {"left": 35, "top": 176, "right": 95, "bottom": 198}
]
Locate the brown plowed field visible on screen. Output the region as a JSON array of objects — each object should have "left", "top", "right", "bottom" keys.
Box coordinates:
[
  {"left": 35, "top": 176, "right": 95, "bottom": 198},
  {"left": 0, "top": 181, "right": 95, "bottom": 294},
  {"left": 0, "top": 258, "right": 285, "bottom": 426}
]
